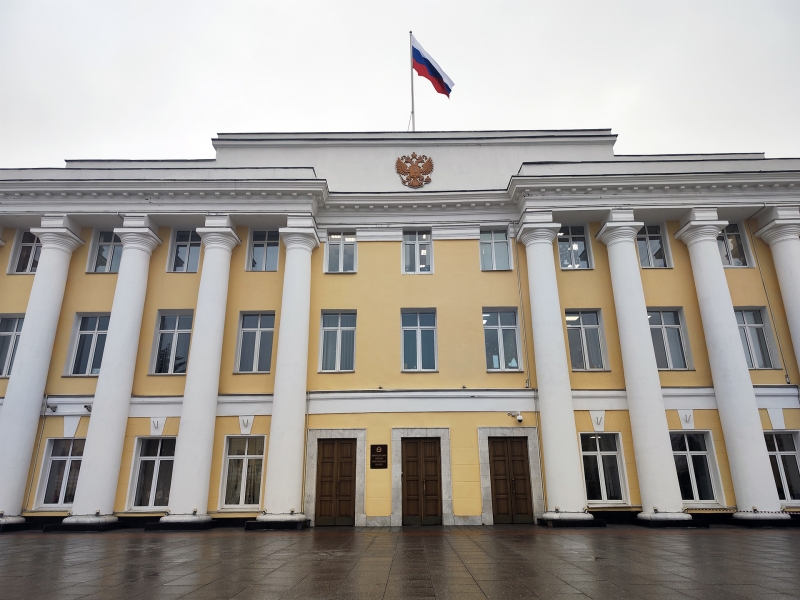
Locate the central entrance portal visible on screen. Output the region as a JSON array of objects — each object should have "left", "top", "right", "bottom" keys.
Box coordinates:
[
  {"left": 401, "top": 438, "right": 442, "bottom": 525},
  {"left": 315, "top": 439, "right": 356, "bottom": 526},
  {"left": 488, "top": 436, "right": 534, "bottom": 524}
]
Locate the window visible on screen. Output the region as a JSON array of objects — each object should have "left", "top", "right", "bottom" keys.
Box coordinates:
[
  {"left": 637, "top": 226, "right": 667, "bottom": 268},
  {"left": 557, "top": 226, "right": 590, "bottom": 269},
  {"left": 15, "top": 231, "right": 41, "bottom": 273},
  {"left": 566, "top": 311, "right": 605, "bottom": 371},
  {"left": 0, "top": 317, "right": 23, "bottom": 377},
  {"left": 222, "top": 436, "right": 265, "bottom": 507},
  {"left": 171, "top": 230, "right": 201, "bottom": 273},
  {"left": 320, "top": 312, "right": 356, "bottom": 372},
  {"left": 581, "top": 433, "right": 623, "bottom": 502},
  {"left": 403, "top": 231, "right": 432, "bottom": 273},
  {"left": 132, "top": 438, "right": 175, "bottom": 508},
  {"left": 237, "top": 313, "right": 274, "bottom": 373},
  {"left": 735, "top": 309, "right": 773, "bottom": 369},
  {"left": 93, "top": 232, "right": 123, "bottom": 273},
  {"left": 671, "top": 432, "right": 715, "bottom": 501},
  {"left": 480, "top": 230, "right": 510, "bottom": 271},
  {"left": 717, "top": 224, "right": 748, "bottom": 267},
  {"left": 648, "top": 310, "right": 687, "bottom": 370},
  {"left": 71, "top": 316, "right": 109, "bottom": 376},
  {"left": 250, "top": 230, "right": 279, "bottom": 272},
  {"left": 154, "top": 314, "right": 192, "bottom": 374},
  {"left": 402, "top": 311, "right": 436, "bottom": 371},
  {"left": 327, "top": 233, "right": 356, "bottom": 273},
  {"left": 483, "top": 310, "right": 519, "bottom": 370},
  {"left": 765, "top": 433, "right": 800, "bottom": 501},
  {"left": 41, "top": 439, "right": 84, "bottom": 506}
]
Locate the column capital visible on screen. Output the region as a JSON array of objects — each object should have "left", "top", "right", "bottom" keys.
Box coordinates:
[
  {"left": 197, "top": 228, "right": 241, "bottom": 253},
  {"left": 517, "top": 222, "right": 561, "bottom": 247},
  {"left": 754, "top": 207, "right": 800, "bottom": 246},
  {"left": 596, "top": 221, "right": 643, "bottom": 247},
  {"left": 30, "top": 228, "right": 84, "bottom": 254},
  {"left": 674, "top": 220, "right": 727, "bottom": 247},
  {"left": 114, "top": 228, "right": 162, "bottom": 255},
  {"left": 280, "top": 227, "right": 319, "bottom": 252}
]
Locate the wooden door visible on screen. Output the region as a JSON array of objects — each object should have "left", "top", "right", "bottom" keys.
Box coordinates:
[
  {"left": 488, "top": 437, "right": 534, "bottom": 524},
  {"left": 315, "top": 439, "right": 357, "bottom": 526},
  {"left": 402, "top": 438, "right": 442, "bottom": 525}
]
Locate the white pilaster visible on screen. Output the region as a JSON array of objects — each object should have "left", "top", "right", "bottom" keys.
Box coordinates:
[
  {"left": 755, "top": 206, "right": 800, "bottom": 379},
  {"left": 597, "top": 210, "right": 689, "bottom": 521},
  {"left": 0, "top": 216, "right": 83, "bottom": 523},
  {"left": 675, "top": 208, "right": 787, "bottom": 519},
  {"left": 517, "top": 212, "right": 592, "bottom": 521},
  {"left": 64, "top": 215, "right": 161, "bottom": 524},
  {"left": 259, "top": 221, "right": 318, "bottom": 524},
  {"left": 161, "top": 215, "right": 240, "bottom": 523}
]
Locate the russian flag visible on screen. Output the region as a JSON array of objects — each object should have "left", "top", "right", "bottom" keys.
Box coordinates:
[{"left": 411, "top": 34, "right": 454, "bottom": 98}]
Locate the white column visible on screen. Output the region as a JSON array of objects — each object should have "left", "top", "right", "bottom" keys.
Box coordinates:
[
  {"left": 597, "top": 210, "right": 689, "bottom": 521},
  {"left": 517, "top": 213, "right": 592, "bottom": 521},
  {"left": 755, "top": 206, "right": 800, "bottom": 376},
  {"left": 0, "top": 216, "right": 83, "bottom": 523},
  {"left": 258, "top": 223, "right": 318, "bottom": 524},
  {"left": 64, "top": 216, "right": 161, "bottom": 524},
  {"left": 675, "top": 208, "right": 787, "bottom": 519},
  {"left": 161, "top": 215, "right": 240, "bottom": 523}
]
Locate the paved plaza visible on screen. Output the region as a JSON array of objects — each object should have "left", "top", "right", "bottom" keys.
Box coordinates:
[{"left": 0, "top": 525, "right": 798, "bottom": 600}]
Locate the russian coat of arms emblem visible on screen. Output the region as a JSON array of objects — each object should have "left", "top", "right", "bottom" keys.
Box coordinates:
[{"left": 395, "top": 152, "right": 434, "bottom": 188}]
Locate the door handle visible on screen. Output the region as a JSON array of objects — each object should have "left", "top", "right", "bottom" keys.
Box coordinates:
[{"left": 423, "top": 480, "right": 426, "bottom": 496}]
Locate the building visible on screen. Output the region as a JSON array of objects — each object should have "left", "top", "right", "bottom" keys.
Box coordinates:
[{"left": 0, "top": 129, "right": 798, "bottom": 530}]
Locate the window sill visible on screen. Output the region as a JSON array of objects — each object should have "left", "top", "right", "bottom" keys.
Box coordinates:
[
  {"left": 682, "top": 501, "right": 723, "bottom": 509},
  {"left": 748, "top": 367, "right": 783, "bottom": 371},
  {"left": 402, "top": 370, "right": 439, "bottom": 373},
  {"left": 324, "top": 270, "right": 358, "bottom": 275},
  {"left": 85, "top": 271, "right": 119, "bottom": 275},
  {"left": 6, "top": 271, "right": 35, "bottom": 276},
  {"left": 245, "top": 269, "right": 279, "bottom": 273},
  {"left": 215, "top": 507, "right": 261, "bottom": 512},
  {"left": 486, "top": 369, "right": 524, "bottom": 373},
  {"left": 571, "top": 369, "right": 611, "bottom": 373},
  {"left": 148, "top": 372, "right": 187, "bottom": 377},
  {"left": 166, "top": 270, "right": 199, "bottom": 274},
  {"left": 402, "top": 271, "right": 434, "bottom": 275},
  {"left": 233, "top": 371, "right": 271, "bottom": 375},
  {"left": 559, "top": 267, "right": 594, "bottom": 271},
  {"left": 318, "top": 370, "right": 356, "bottom": 374},
  {"left": 656, "top": 368, "right": 695, "bottom": 372},
  {"left": 722, "top": 265, "right": 753, "bottom": 269},
  {"left": 124, "top": 508, "right": 168, "bottom": 513},
  {"left": 587, "top": 502, "right": 629, "bottom": 508},
  {"left": 63, "top": 374, "right": 99, "bottom": 378},
  {"left": 481, "top": 268, "right": 513, "bottom": 272}
]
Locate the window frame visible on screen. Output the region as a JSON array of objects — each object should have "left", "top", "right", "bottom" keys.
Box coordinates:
[
  {"left": 0, "top": 315, "right": 24, "bottom": 378},
  {"left": 166, "top": 228, "right": 202, "bottom": 273},
  {"left": 324, "top": 232, "right": 357, "bottom": 274},
  {"left": 319, "top": 311, "right": 357, "bottom": 373},
  {"left": 8, "top": 229, "right": 42, "bottom": 275},
  {"left": 734, "top": 307, "right": 779, "bottom": 370},
  {"left": 87, "top": 229, "right": 124, "bottom": 274},
  {"left": 647, "top": 308, "right": 692, "bottom": 370},
  {"left": 670, "top": 431, "right": 720, "bottom": 506},
  {"left": 580, "top": 432, "right": 628, "bottom": 505},
  {"left": 482, "top": 308, "right": 522, "bottom": 372},
  {"left": 717, "top": 222, "right": 752, "bottom": 268},
  {"left": 557, "top": 225, "right": 594, "bottom": 270},
  {"left": 219, "top": 435, "right": 266, "bottom": 510},
  {"left": 400, "top": 309, "right": 438, "bottom": 372},
  {"left": 234, "top": 312, "right": 276, "bottom": 374},
  {"left": 150, "top": 310, "right": 193, "bottom": 375},
  {"left": 565, "top": 309, "right": 608, "bottom": 371},
  {"left": 765, "top": 431, "right": 800, "bottom": 504},
  {"left": 636, "top": 223, "right": 672, "bottom": 269},
  {"left": 246, "top": 228, "right": 280, "bottom": 272},
  {"left": 66, "top": 313, "right": 111, "bottom": 377},
  {"left": 36, "top": 438, "right": 85, "bottom": 508},
  {"left": 479, "top": 229, "right": 512, "bottom": 271},
  {"left": 402, "top": 230, "right": 434, "bottom": 275},
  {"left": 126, "top": 437, "right": 176, "bottom": 511}
]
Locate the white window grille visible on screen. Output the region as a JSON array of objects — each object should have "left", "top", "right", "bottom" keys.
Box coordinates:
[{"left": 320, "top": 312, "right": 356, "bottom": 372}]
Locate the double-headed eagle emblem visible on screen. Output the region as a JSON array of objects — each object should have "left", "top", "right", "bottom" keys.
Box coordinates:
[{"left": 396, "top": 152, "right": 434, "bottom": 188}]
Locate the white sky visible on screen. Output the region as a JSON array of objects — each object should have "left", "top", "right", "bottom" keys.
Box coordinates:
[{"left": 1, "top": 1, "right": 799, "bottom": 167}]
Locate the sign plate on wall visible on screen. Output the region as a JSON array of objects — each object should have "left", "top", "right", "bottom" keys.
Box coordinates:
[{"left": 370, "top": 444, "right": 388, "bottom": 469}]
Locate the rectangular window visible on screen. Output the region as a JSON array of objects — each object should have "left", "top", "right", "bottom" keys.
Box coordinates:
[
  {"left": 480, "top": 230, "right": 511, "bottom": 271},
  {"left": 132, "top": 438, "right": 175, "bottom": 508},
  {"left": 735, "top": 309, "right": 773, "bottom": 369},
  {"left": 93, "top": 231, "right": 123, "bottom": 273},
  {"left": 71, "top": 316, "right": 109, "bottom": 376},
  {"left": 223, "top": 436, "right": 265, "bottom": 507},
  {"left": 327, "top": 233, "right": 356, "bottom": 273},
  {"left": 320, "top": 312, "right": 356, "bottom": 372},
  {"left": 717, "top": 224, "right": 748, "bottom": 267},
  {"left": 670, "top": 432, "right": 715, "bottom": 502},
  {"left": 557, "top": 226, "right": 590, "bottom": 269},
  {"left": 154, "top": 314, "right": 192, "bottom": 374},
  {"left": 401, "top": 311, "right": 436, "bottom": 371},
  {"left": 566, "top": 310, "right": 605, "bottom": 370},
  {"left": 237, "top": 313, "right": 275, "bottom": 373},
  {"left": 403, "top": 231, "right": 432, "bottom": 274},
  {"left": 0, "top": 317, "right": 23, "bottom": 377},
  {"left": 648, "top": 310, "right": 687, "bottom": 369},
  {"left": 765, "top": 433, "right": 800, "bottom": 501},
  {"left": 580, "top": 433, "right": 624, "bottom": 502},
  {"left": 483, "top": 310, "right": 520, "bottom": 370},
  {"left": 250, "top": 230, "right": 279, "bottom": 272},
  {"left": 171, "top": 230, "right": 201, "bottom": 273},
  {"left": 15, "top": 231, "right": 41, "bottom": 273},
  {"left": 637, "top": 225, "right": 667, "bottom": 268},
  {"left": 41, "top": 439, "right": 84, "bottom": 506}
]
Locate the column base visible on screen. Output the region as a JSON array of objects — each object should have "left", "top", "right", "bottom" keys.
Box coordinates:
[
  {"left": 0, "top": 516, "right": 26, "bottom": 525},
  {"left": 637, "top": 512, "right": 692, "bottom": 521},
  {"left": 145, "top": 514, "right": 214, "bottom": 531},
  {"left": 52, "top": 514, "right": 124, "bottom": 532},
  {"left": 538, "top": 512, "right": 602, "bottom": 527},
  {"left": 0, "top": 516, "right": 32, "bottom": 533},
  {"left": 636, "top": 512, "right": 702, "bottom": 528},
  {"left": 247, "top": 513, "right": 310, "bottom": 530},
  {"left": 62, "top": 515, "right": 119, "bottom": 525},
  {"left": 732, "top": 511, "right": 793, "bottom": 526}
]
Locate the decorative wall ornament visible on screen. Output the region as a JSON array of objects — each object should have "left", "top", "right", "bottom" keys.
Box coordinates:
[{"left": 396, "top": 153, "right": 434, "bottom": 188}]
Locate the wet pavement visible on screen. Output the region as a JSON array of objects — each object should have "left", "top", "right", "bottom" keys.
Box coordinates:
[{"left": 0, "top": 525, "right": 798, "bottom": 599}]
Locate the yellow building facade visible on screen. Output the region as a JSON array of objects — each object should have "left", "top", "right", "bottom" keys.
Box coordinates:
[{"left": 0, "top": 130, "right": 798, "bottom": 530}]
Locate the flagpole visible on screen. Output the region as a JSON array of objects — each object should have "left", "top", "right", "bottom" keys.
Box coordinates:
[{"left": 409, "top": 31, "right": 415, "bottom": 132}]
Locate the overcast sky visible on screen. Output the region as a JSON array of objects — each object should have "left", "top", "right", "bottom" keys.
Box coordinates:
[{"left": 1, "top": 1, "right": 799, "bottom": 167}]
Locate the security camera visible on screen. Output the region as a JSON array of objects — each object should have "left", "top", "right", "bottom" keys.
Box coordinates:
[{"left": 516, "top": 413, "right": 523, "bottom": 423}]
